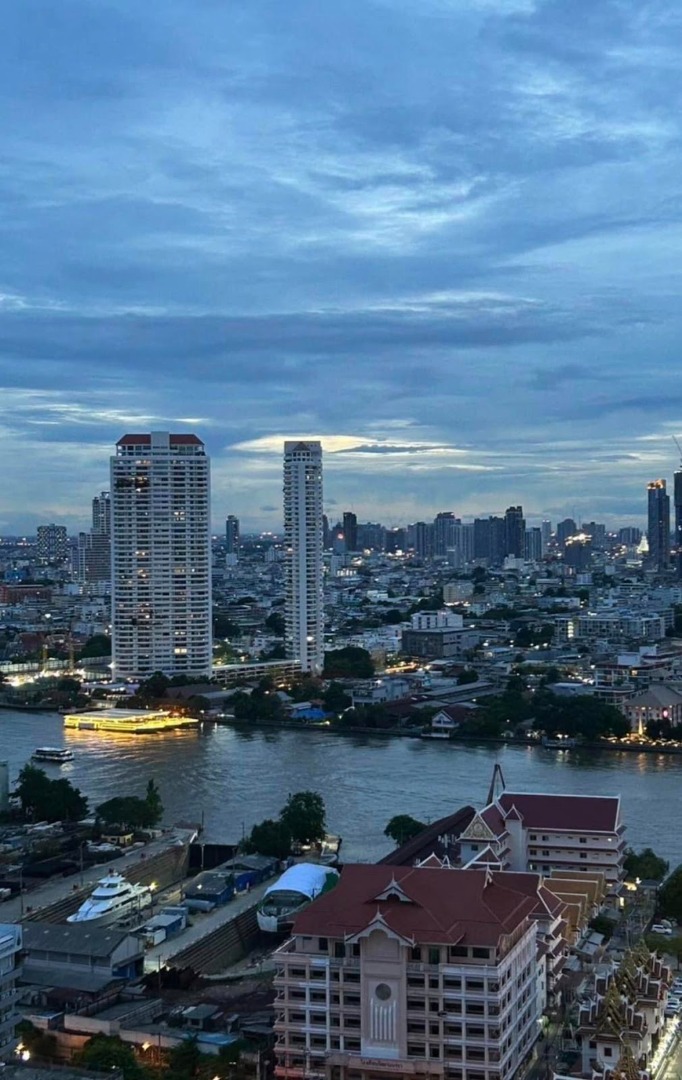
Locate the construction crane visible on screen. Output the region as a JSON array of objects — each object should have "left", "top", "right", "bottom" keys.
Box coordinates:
[{"left": 673, "top": 434, "right": 682, "bottom": 463}]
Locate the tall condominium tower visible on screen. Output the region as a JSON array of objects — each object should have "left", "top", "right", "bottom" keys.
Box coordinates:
[
  {"left": 77, "top": 490, "right": 112, "bottom": 585},
  {"left": 283, "top": 441, "right": 324, "bottom": 673},
  {"left": 36, "top": 524, "right": 68, "bottom": 563},
  {"left": 342, "top": 510, "right": 358, "bottom": 552},
  {"left": 111, "top": 432, "right": 211, "bottom": 679},
  {"left": 504, "top": 504, "right": 525, "bottom": 558},
  {"left": 675, "top": 468, "right": 682, "bottom": 580},
  {"left": 647, "top": 478, "right": 670, "bottom": 573},
  {"left": 225, "top": 515, "right": 240, "bottom": 556}
]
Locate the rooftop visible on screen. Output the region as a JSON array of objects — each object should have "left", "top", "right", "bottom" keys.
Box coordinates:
[{"left": 293, "top": 863, "right": 537, "bottom": 946}]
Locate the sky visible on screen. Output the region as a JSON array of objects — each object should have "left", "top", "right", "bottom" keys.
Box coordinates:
[{"left": 1, "top": 0, "right": 682, "bottom": 533}]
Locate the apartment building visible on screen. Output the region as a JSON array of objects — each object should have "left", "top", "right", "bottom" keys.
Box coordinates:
[
  {"left": 110, "top": 432, "right": 211, "bottom": 679},
  {"left": 273, "top": 864, "right": 541, "bottom": 1080},
  {"left": 458, "top": 792, "right": 625, "bottom": 886},
  {"left": 0, "top": 924, "right": 22, "bottom": 1055}
]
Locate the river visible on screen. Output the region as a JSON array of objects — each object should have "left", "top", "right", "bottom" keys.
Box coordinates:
[{"left": 0, "top": 711, "right": 679, "bottom": 865}]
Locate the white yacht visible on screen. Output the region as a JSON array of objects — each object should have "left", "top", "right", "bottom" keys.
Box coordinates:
[{"left": 67, "top": 872, "right": 152, "bottom": 926}]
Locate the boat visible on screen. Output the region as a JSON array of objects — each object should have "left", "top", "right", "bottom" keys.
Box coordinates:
[
  {"left": 257, "top": 862, "right": 339, "bottom": 933},
  {"left": 32, "top": 747, "right": 74, "bottom": 763},
  {"left": 63, "top": 708, "right": 198, "bottom": 735},
  {"left": 67, "top": 871, "right": 152, "bottom": 926},
  {"left": 319, "top": 834, "right": 343, "bottom": 866},
  {"left": 542, "top": 735, "right": 577, "bottom": 749}
]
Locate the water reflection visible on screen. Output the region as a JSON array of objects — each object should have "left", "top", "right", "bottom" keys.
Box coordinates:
[{"left": 1, "top": 712, "right": 681, "bottom": 865}]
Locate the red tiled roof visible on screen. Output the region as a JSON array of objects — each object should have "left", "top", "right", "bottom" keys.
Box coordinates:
[
  {"left": 293, "top": 864, "right": 537, "bottom": 946},
  {"left": 117, "top": 433, "right": 203, "bottom": 446},
  {"left": 498, "top": 792, "right": 620, "bottom": 832},
  {"left": 480, "top": 804, "right": 507, "bottom": 835}
]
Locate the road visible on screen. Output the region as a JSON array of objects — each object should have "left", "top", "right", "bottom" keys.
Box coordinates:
[{"left": 0, "top": 829, "right": 195, "bottom": 924}]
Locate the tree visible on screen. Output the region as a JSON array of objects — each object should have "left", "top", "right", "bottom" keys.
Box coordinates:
[
  {"left": 280, "top": 791, "right": 326, "bottom": 845},
  {"left": 532, "top": 692, "right": 628, "bottom": 740},
  {"left": 457, "top": 669, "right": 478, "bottom": 685},
  {"left": 323, "top": 646, "right": 374, "bottom": 679},
  {"left": 79, "top": 633, "right": 112, "bottom": 658},
  {"left": 624, "top": 847, "right": 669, "bottom": 882},
  {"left": 243, "top": 818, "right": 292, "bottom": 859},
  {"left": 97, "top": 795, "right": 158, "bottom": 830},
  {"left": 13, "top": 764, "right": 88, "bottom": 823},
  {"left": 75, "top": 1035, "right": 147, "bottom": 1080},
  {"left": 167, "top": 1033, "right": 202, "bottom": 1079},
  {"left": 384, "top": 815, "right": 426, "bottom": 844},
  {"left": 213, "top": 612, "right": 240, "bottom": 638},
  {"left": 136, "top": 671, "right": 170, "bottom": 700},
  {"left": 145, "top": 779, "right": 163, "bottom": 826},
  {"left": 265, "top": 611, "right": 285, "bottom": 636},
  {"left": 658, "top": 865, "right": 682, "bottom": 921},
  {"left": 323, "top": 681, "right": 352, "bottom": 712}
]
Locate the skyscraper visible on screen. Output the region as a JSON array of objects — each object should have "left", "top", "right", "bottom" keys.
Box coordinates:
[
  {"left": 647, "top": 479, "right": 670, "bottom": 573},
  {"left": 540, "top": 519, "right": 552, "bottom": 555},
  {"left": 433, "top": 511, "right": 457, "bottom": 557},
  {"left": 283, "top": 441, "right": 324, "bottom": 673},
  {"left": 111, "top": 432, "right": 211, "bottom": 679},
  {"left": 225, "top": 515, "right": 240, "bottom": 556},
  {"left": 342, "top": 511, "right": 358, "bottom": 552},
  {"left": 675, "top": 468, "right": 682, "bottom": 580},
  {"left": 77, "top": 490, "right": 111, "bottom": 585},
  {"left": 504, "top": 505, "right": 525, "bottom": 558}
]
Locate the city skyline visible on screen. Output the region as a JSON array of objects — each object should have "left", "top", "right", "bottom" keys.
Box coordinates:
[{"left": 2, "top": 3, "right": 682, "bottom": 530}]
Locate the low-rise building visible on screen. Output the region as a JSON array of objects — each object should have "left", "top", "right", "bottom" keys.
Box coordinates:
[{"left": 273, "top": 863, "right": 542, "bottom": 1080}]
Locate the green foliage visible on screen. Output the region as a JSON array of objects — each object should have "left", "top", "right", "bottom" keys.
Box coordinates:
[
  {"left": 280, "top": 790, "right": 326, "bottom": 845},
  {"left": 323, "top": 681, "right": 352, "bottom": 712},
  {"left": 136, "top": 671, "right": 170, "bottom": 699},
  {"left": 331, "top": 703, "right": 391, "bottom": 729},
  {"left": 14, "top": 764, "right": 88, "bottom": 823},
  {"left": 16, "top": 1020, "right": 59, "bottom": 1062},
  {"left": 232, "top": 686, "right": 284, "bottom": 722},
  {"left": 457, "top": 669, "right": 479, "bottom": 685},
  {"left": 532, "top": 691, "right": 629, "bottom": 740},
  {"left": 589, "top": 914, "right": 617, "bottom": 940},
  {"left": 75, "top": 1035, "right": 148, "bottom": 1080},
  {"left": 323, "top": 646, "right": 374, "bottom": 679},
  {"left": 624, "top": 847, "right": 669, "bottom": 882},
  {"left": 243, "top": 817, "right": 292, "bottom": 859},
  {"left": 145, "top": 778, "right": 163, "bottom": 826},
  {"left": 265, "top": 611, "right": 285, "bottom": 635},
  {"left": 79, "top": 633, "right": 112, "bottom": 658},
  {"left": 658, "top": 865, "right": 682, "bottom": 921},
  {"left": 384, "top": 814, "right": 426, "bottom": 844},
  {"left": 167, "top": 1034, "right": 202, "bottom": 1079}
]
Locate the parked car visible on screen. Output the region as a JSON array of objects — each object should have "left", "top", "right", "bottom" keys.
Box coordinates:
[{"left": 651, "top": 924, "right": 673, "bottom": 935}]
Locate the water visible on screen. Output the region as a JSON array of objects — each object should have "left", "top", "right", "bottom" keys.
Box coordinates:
[{"left": 1, "top": 711, "right": 680, "bottom": 866}]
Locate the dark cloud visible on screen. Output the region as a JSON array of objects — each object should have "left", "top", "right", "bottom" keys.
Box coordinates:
[{"left": 0, "top": 0, "right": 681, "bottom": 529}]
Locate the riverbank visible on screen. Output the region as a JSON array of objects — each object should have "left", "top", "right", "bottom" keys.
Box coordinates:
[{"left": 217, "top": 716, "right": 682, "bottom": 757}]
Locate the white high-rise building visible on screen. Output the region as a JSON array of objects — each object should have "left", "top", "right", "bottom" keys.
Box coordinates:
[
  {"left": 283, "top": 440, "right": 324, "bottom": 673},
  {"left": 111, "top": 432, "right": 211, "bottom": 679}
]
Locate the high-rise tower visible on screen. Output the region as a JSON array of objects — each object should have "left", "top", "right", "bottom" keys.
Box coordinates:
[
  {"left": 647, "top": 478, "right": 670, "bottom": 573},
  {"left": 504, "top": 505, "right": 525, "bottom": 558},
  {"left": 675, "top": 468, "right": 682, "bottom": 580},
  {"left": 111, "top": 432, "right": 211, "bottom": 679},
  {"left": 284, "top": 441, "right": 324, "bottom": 673},
  {"left": 225, "top": 515, "right": 240, "bottom": 556}
]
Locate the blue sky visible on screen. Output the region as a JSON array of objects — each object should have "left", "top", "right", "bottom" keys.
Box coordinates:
[{"left": 1, "top": 0, "right": 682, "bottom": 533}]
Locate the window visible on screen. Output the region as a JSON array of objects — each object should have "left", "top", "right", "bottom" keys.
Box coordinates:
[
  {"left": 411, "top": 946, "right": 422, "bottom": 961},
  {"left": 351, "top": 943, "right": 360, "bottom": 957},
  {"left": 407, "top": 1044, "right": 426, "bottom": 1057},
  {"left": 319, "top": 938, "right": 328, "bottom": 952},
  {"left": 580, "top": 837, "right": 587, "bottom": 844},
  {"left": 334, "top": 942, "right": 345, "bottom": 959},
  {"left": 429, "top": 976, "right": 440, "bottom": 989},
  {"left": 450, "top": 946, "right": 467, "bottom": 958},
  {"left": 542, "top": 849, "right": 549, "bottom": 856},
  {"left": 429, "top": 1046, "right": 441, "bottom": 1058},
  {"left": 430, "top": 1023, "right": 440, "bottom": 1036},
  {"left": 472, "top": 948, "right": 490, "bottom": 960},
  {"left": 466, "top": 980, "right": 484, "bottom": 992},
  {"left": 604, "top": 1049, "right": 613, "bottom": 1058},
  {"left": 428, "top": 947, "right": 440, "bottom": 965}
]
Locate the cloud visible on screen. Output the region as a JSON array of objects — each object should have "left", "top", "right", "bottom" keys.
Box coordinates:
[{"left": 0, "top": 0, "right": 681, "bottom": 529}]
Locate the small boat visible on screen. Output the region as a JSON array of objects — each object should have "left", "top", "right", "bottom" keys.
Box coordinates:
[
  {"left": 67, "top": 871, "right": 152, "bottom": 926},
  {"left": 257, "top": 863, "right": 339, "bottom": 933},
  {"left": 32, "top": 747, "right": 74, "bottom": 763},
  {"left": 542, "top": 735, "right": 577, "bottom": 749}
]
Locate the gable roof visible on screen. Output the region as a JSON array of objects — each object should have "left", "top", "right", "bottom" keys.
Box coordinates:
[
  {"left": 497, "top": 792, "right": 621, "bottom": 832},
  {"left": 293, "top": 864, "right": 537, "bottom": 946},
  {"left": 378, "top": 805, "right": 476, "bottom": 866}
]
